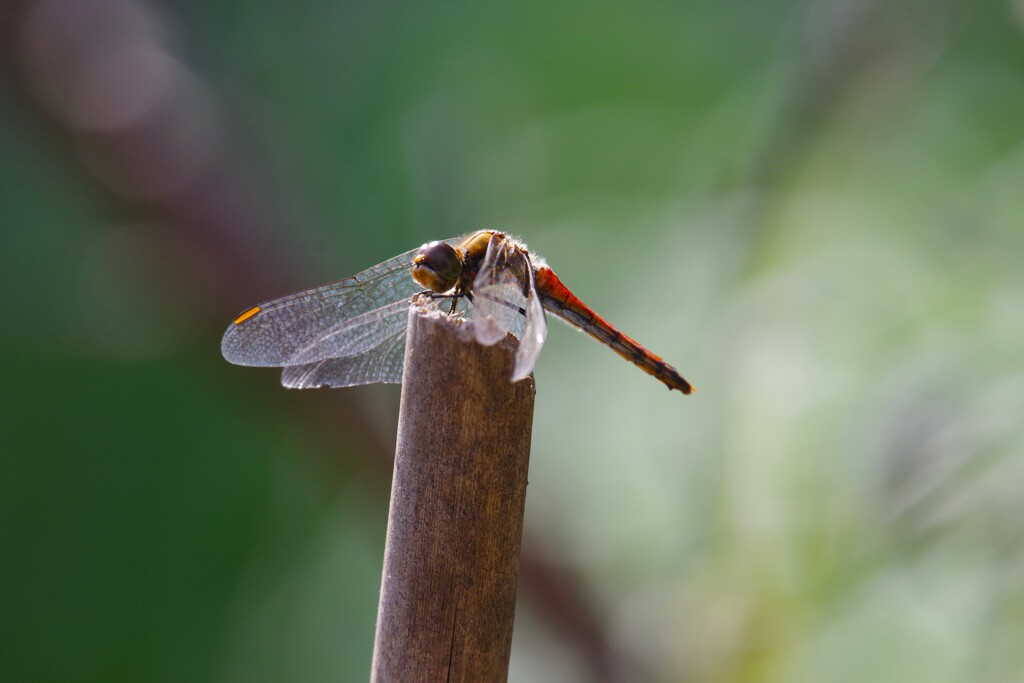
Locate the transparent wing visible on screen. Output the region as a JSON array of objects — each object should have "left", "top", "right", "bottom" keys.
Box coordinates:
[
  {"left": 471, "top": 234, "right": 528, "bottom": 343},
  {"left": 278, "top": 297, "right": 413, "bottom": 387},
  {"left": 221, "top": 238, "right": 461, "bottom": 369},
  {"left": 281, "top": 294, "right": 472, "bottom": 389},
  {"left": 471, "top": 234, "right": 548, "bottom": 381},
  {"left": 281, "top": 313, "right": 409, "bottom": 387},
  {"left": 512, "top": 264, "right": 548, "bottom": 381}
]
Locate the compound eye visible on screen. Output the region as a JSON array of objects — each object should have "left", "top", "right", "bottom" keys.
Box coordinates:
[{"left": 411, "top": 241, "right": 462, "bottom": 292}]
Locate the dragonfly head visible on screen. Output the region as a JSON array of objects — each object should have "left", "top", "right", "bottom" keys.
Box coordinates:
[{"left": 412, "top": 241, "right": 463, "bottom": 293}]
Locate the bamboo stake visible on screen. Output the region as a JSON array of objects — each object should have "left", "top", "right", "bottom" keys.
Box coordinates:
[{"left": 370, "top": 298, "right": 536, "bottom": 683}]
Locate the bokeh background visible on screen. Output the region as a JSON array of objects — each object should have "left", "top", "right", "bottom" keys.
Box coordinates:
[{"left": 3, "top": 0, "right": 1023, "bottom": 681}]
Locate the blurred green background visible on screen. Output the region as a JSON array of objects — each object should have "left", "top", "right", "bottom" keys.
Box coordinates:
[{"left": 2, "top": 0, "right": 1023, "bottom": 681}]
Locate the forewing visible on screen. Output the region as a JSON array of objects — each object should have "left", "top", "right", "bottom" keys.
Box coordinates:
[
  {"left": 280, "top": 314, "right": 410, "bottom": 388},
  {"left": 221, "top": 239, "right": 460, "bottom": 368},
  {"left": 471, "top": 234, "right": 547, "bottom": 380},
  {"left": 511, "top": 265, "right": 547, "bottom": 381},
  {"left": 471, "top": 234, "right": 528, "bottom": 344}
]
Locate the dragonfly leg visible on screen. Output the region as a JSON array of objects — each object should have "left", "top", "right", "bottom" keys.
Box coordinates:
[
  {"left": 447, "top": 285, "right": 469, "bottom": 314},
  {"left": 429, "top": 289, "right": 526, "bottom": 318},
  {"left": 422, "top": 289, "right": 465, "bottom": 315}
]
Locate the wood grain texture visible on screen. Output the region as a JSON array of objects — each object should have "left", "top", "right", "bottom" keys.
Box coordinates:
[{"left": 370, "top": 298, "right": 536, "bottom": 683}]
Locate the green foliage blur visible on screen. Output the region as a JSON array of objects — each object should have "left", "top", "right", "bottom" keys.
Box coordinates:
[{"left": 2, "top": 0, "right": 1023, "bottom": 681}]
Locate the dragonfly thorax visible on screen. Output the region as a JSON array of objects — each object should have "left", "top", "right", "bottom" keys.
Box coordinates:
[{"left": 412, "top": 241, "right": 463, "bottom": 293}]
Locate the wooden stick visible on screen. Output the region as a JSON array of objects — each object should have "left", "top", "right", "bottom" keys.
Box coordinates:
[{"left": 370, "top": 298, "right": 536, "bottom": 683}]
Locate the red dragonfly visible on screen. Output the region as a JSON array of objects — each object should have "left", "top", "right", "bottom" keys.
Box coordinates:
[{"left": 222, "top": 230, "right": 693, "bottom": 394}]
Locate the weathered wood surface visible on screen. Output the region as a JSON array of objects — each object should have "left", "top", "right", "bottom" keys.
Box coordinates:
[{"left": 370, "top": 299, "right": 536, "bottom": 683}]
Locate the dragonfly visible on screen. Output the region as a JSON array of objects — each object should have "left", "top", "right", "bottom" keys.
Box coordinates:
[{"left": 221, "top": 230, "right": 693, "bottom": 394}]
